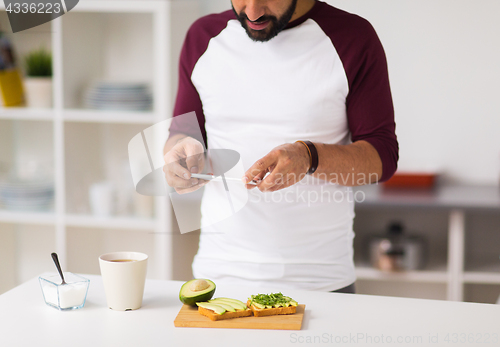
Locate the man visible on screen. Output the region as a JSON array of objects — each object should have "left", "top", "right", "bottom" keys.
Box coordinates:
[{"left": 164, "top": 0, "right": 398, "bottom": 293}]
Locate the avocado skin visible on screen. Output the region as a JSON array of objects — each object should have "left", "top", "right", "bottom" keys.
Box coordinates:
[{"left": 179, "top": 279, "right": 216, "bottom": 306}]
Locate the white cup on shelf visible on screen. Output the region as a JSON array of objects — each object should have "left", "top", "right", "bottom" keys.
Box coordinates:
[
  {"left": 134, "top": 193, "right": 153, "bottom": 218},
  {"left": 89, "top": 181, "right": 114, "bottom": 216}
]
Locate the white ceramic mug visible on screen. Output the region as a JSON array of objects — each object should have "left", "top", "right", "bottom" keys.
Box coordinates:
[{"left": 98, "top": 252, "right": 148, "bottom": 311}]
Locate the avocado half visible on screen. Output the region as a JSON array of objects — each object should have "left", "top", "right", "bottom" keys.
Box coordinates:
[{"left": 179, "top": 279, "right": 216, "bottom": 306}]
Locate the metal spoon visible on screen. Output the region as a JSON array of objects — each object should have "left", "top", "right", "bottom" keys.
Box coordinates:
[{"left": 51, "top": 252, "right": 66, "bottom": 285}]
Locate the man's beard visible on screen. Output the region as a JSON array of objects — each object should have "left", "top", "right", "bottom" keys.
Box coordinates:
[{"left": 233, "top": 0, "right": 298, "bottom": 42}]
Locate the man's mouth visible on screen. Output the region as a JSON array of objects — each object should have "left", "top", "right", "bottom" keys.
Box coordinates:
[{"left": 246, "top": 19, "right": 270, "bottom": 31}]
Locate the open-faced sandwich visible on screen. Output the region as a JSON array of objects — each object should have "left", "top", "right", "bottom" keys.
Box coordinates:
[
  {"left": 178, "top": 279, "right": 300, "bottom": 322},
  {"left": 196, "top": 298, "right": 252, "bottom": 321},
  {"left": 247, "top": 292, "right": 298, "bottom": 317}
]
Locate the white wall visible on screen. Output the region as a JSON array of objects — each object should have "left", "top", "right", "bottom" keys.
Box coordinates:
[
  {"left": 200, "top": 0, "right": 500, "bottom": 185},
  {"left": 199, "top": 0, "right": 230, "bottom": 15}
]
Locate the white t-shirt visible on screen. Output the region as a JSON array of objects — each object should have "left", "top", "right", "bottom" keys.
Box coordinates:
[{"left": 169, "top": 1, "right": 398, "bottom": 291}]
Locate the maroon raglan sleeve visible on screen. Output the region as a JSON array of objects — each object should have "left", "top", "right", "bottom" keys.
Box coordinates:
[
  {"left": 169, "top": 21, "right": 207, "bottom": 147},
  {"left": 312, "top": 4, "right": 399, "bottom": 182},
  {"left": 169, "top": 11, "right": 236, "bottom": 148}
]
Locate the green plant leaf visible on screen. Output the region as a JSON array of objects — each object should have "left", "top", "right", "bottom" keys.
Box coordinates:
[{"left": 24, "top": 48, "right": 52, "bottom": 77}]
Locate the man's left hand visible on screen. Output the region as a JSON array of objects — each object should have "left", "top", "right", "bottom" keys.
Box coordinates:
[{"left": 243, "top": 142, "right": 310, "bottom": 192}]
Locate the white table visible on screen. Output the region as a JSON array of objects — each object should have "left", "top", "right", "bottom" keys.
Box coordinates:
[{"left": 1, "top": 274, "right": 499, "bottom": 347}]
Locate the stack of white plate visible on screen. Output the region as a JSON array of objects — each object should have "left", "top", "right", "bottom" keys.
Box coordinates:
[
  {"left": 0, "top": 179, "right": 54, "bottom": 211},
  {"left": 85, "top": 82, "right": 153, "bottom": 111}
]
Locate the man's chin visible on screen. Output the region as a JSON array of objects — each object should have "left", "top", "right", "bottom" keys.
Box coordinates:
[{"left": 244, "top": 25, "right": 277, "bottom": 42}]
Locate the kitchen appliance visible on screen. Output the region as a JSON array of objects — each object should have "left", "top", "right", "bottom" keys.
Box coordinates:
[{"left": 368, "top": 222, "right": 427, "bottom": 271}]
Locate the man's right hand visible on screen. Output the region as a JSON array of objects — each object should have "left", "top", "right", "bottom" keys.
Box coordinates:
[{"left": 163, "top": 136, "right": 208, "bottom": 194}]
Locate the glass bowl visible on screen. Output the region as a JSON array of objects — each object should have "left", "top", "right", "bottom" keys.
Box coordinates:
[{"left": 39, "top": 273, "right": 90, "bottom": 310}]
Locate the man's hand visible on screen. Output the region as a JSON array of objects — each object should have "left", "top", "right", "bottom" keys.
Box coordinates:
[
  {"left": 163, "top": 137, "right": 208, "bottom": 194},
  {"left": 243, "top": 142, "right": 310, "bottom": 192}
]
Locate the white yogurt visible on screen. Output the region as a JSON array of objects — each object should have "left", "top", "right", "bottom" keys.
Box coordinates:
[
  {"left": 43, "top": 284, "right": 87, "bottom": 308},
  {"left": 40, "top": 273, "right": 89, "bottom": 309}
]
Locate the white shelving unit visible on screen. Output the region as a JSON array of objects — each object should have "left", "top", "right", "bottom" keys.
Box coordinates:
[
  {"left": 0, "top": 0, "right": 200, "bottom": 294},
  {"left": 353, "top": 185, "right": 500, "bottom": 303}
]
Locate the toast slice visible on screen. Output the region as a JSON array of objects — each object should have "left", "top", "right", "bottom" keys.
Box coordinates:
[
  {"left": 198, "top": 306, "right": 252, "bottom": 321},
  {"left": 246, "top": 300, "right": 297, "bottom": 317}
]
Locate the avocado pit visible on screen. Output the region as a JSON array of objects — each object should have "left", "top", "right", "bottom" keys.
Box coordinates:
[{"left": 190, "top": 279, "right": 209, "bottom": 292}]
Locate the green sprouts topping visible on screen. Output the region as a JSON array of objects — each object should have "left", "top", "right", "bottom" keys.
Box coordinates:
[{"left": 249, "top": 292, "right": 294, "bottom": 306}]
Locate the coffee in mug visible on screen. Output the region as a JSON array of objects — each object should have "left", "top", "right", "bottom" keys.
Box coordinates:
[{"left": 110, "top": 259, "right": 137, "bottom": 262}]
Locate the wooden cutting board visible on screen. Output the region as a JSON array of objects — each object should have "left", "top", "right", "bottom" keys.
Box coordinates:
[{"left": 174, "top": 304, "right": 306, "bottom": 330}]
